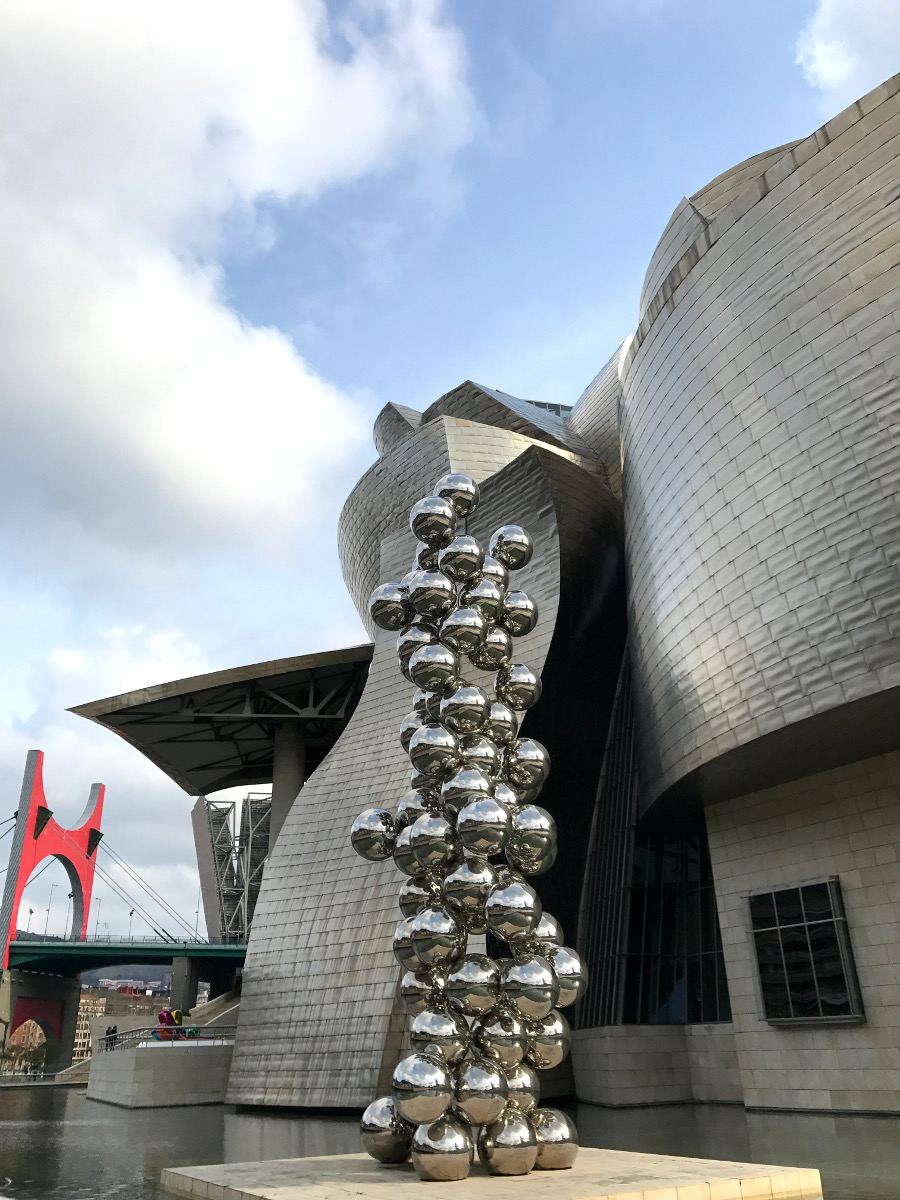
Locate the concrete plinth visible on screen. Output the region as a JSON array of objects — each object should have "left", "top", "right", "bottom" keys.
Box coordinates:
[
  {"left": 160, "top": 1148, "right": 822, "bottom": 1199},
  {"left": 87, "top": 1040, "right": 233, "bottom": 1108}
]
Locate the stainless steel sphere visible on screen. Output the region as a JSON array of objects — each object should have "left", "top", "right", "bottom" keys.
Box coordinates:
[
  {"left": 409, "top": 765, "right": 442, "bottom": 793},
  {"left": 505, "top": 1061, "right": 540, "bottom": 1114},
  {"left": 400, "top": 966, "right": 447, "bottom": 1015},
  {"left": 397, "top": 623, "right": 435, "bottom": 675},
  {"left": 507, "top": 805, "right": 557, "bottom": 872},
  {"left": 510, "top": 911, "right": 563, "bottom": 955},
  {"left": 408, "top": 644, "right": 460, "bottom": 693},
  {"left": 411, "top": 1005, "right": 470, "bottom": 1065},
  {"left": 489, "top": 525, "right": 534, "bottom": 571},
  {"left": 439, "top": 606, "right": 487, "bottom": 656},
  {"left": 395, "top": 787, "right": 434, "bottom": 829},
  {"left": 496, "top": 662, "right": 542, "bottom": 711},
  {"left": 457, "top": 796, "right": 511, "bottom": 858},
  {"left": 391, "top": 1051, "right": 453, "bottom": 1124},
  {"left": 459, "top": 576, "right": 505, "bottom": 623},
  {"left": 473, "top": 1008, "right": 528, "bottom": 1068},
  {"left": 393, "top": 824, "right": 426, "bottom": 877},
  {"left": 453, "top": 1056, "right": 508, "bottom": 1125},
  {"left": 398, "top": 873, "right": 442, "bottom": 918},
  {"left": 410, "top": 905, "right": 466, "bottom": 968},
  {"left": 501, "top": 589, "right": 538, "bottom": 636},
  {"left": 408, "top": 723, "right": 461, "bottom": 778},
  {"left": 408, "top": 570, "right": 456, "bottom": 621},
  {"left": 458, "top": 733, "right": 501, "bottom": 777},
  {"left": 414, "top": 540, "right": 439, "bottom": 570},
  {"left": 550, "top": 946, "right": 588, "bottom": 1008},
  {"left": 411, "top": 1114, "right": 474, "bottom": 1182},
  {"left": 532, "top": 1108, "right": 579, "bottom": 1169},
  {"left": 470, "top": 624, "right": 513, "bottom": 671},
  {"left": 350, "top": 808, "right": 396, "bottom": 861},
  {"left": 409, "top": 812, "right": 461, "bottom": 872},
  {"left": 501, "top": 954, "right": 560, "bottom": 1020},
  {"left": 507, "top": 832, "right": 557, "bottom": 878},
  {"left": 494, "top": 780, "right": 520, "bottom": 809},
  {"left": 484, "top": 877, "right": 542, "bottom": 941},
  {"left": 440, "top": 766, "right": 494, "bottom": 814},
  {"left": 444, "top": 953, "right": 501, "bottom": 1016},
  {"left": 360, "top": 1095, "right": 413, "bottom": 1163},
  {"left": 479, "top": 552, "right": 509, "bottom": 589},
  {"left": 393, "top": 915, "right": 423, "bottom": 972},
  {"left": 438, "top": 534, "right": 484, "bottom": 584},
  {"left": 433, "top": 471, "right": 480, "bottom": 518},
  {"left": 505, "top": 738, "right": 551, "bottom": 788},
  {"left": 368, "top": 582, "right": 411, "bottom": 632},
  {"left": 412, "top": 687, "right": 430, "bottom": 716},
  {"left": 483, "top": 700, "right": 519, "bottom": 746},
  {"left": 478, "top": 1109, "right": 538, "bottom": 1175},
  {"left": 525, "top": 1011, "right": 571, "bottom": 1070},
  {"left": 409, "top": 495, "right": 457, "bottom": 548},
  {"left": 399, "top": 710, "right": 424, "bottom": 753},
  {"left": 442, "top": 856, "right": 497, "bottom": 923},
  {"left": 439, "top": 684, "right": 489, "bottom": 734}
]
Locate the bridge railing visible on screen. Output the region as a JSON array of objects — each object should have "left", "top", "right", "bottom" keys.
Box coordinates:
[
  {"left": 11, "top": 935, "right": 246, "bottom": 946},
  {"left": 97, "top": 1026, "right": 238, "bottom": 1053}
]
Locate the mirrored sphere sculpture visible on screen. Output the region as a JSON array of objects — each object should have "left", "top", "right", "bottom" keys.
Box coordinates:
[
  {"left": 350, "top": 808, "right": 396, "bottom": 861},
  {"left": 505, "top": 1061, "right": 540, "bottom": 1114},
  {"left": 397, "top": 624, "right": 435, "bottom": 675},
  {"left": 501, "top": 954, "right": 560, "bottom": 1020},
  {"left": 439, "top": 607, "right": 488, "bottom": 656},
  {"left": 525, "top": 1011, "right": 571, "bottom": 1070},
  {"left": 409, "top": 496, "right": 456, "bottom": 547},
  {"left": 550, "top": 945, "right": 588, "bottom": 1008},
  {"left": 442, "top": 857, "right": 497, "bottom": 923},
  {"left": 393, "top": 916, "right": 423, "bottom": 972},
  {"left": 505, "top": 739, "right": 551, "bottom": 789},
  {"left": 409, "top": 570, "right": 456, "bottom": 621},
  {"left": 399, "top": 710, "right": 424, "bottom": 753},
  {"left": 496, "top": 663, "right": 543, "bottom": 711},
  {"left": 484, "top": 878, "right": 542, "bottom": 941},
  {"left": 440, "top": 684, "right": 490, "bottom": 734},
  {"left": 453, "top": 1055, "right": 508, "bottom": 1125},
  {"left": 368, "top": 582, "right": 410, "bottom": 632},
  {"left": 433, "top": 471, "right": 480, "bottom": 518},
  {"left": 479, "top": 553, "right": 509, "bottom": 589},
  {"left": 532, "top": 1108, "right": 579, "bottom": 1170},
  {"left": 470, "top": 624, "right": 513, "bottom": 672},
  {"left": 458, "top": 733, "right": 502, "bottom": 777},
  {"left": 408, "top": 723, "right": 461, "bottom": 778},
  {"left": 444, "top": 953, "right": 501, "bottom": 1016},
  {"left": 411, "top": 905, "right": 466, "bottom": 968},
  {"left": 478, "top": 1109, "right": 538, "bottom": 1176},
  {"left": 489, "top": 525, "right": 534, "bottom": 571},
  {"left": 440, "top": 766, "right": 494, "bottom": 815},
  {"left": 359, "top": 1095, "right": 413, "bottom": 1163},
  {"left": 501, "top": 590, "right": 538, "bottom": 636},
  {"left": 457, "top": 796, "right": 511, "bottom": 857},
  {"left": 395, "top": 788, "right": 433, "bottom": 829},
  {"left": 412, "top": 1115, "right": 474, "bottom": 1182},
  {"left": 483, "top": 699, "right": 519, "bottom": 745},
  {"left": 393, "top": 823, "right": 426, "bottom": 877},
  {"left": 439, "top": 534, "right": 485, "bottom": 583},
  {"left": 473, "top": 1008, "right": 528, "bottom": 1068},
  {"left": 409, "top": 644, "right": 461, "bottom": 693},
  {"left": 400, "top": 968, "right": 443, "bottom": 1016},
  {"left": 391, "top": 1051, "right": 453, "bottom": 1124},
  {"left": 399, "top": 874, "right": 442, "bottom": 918},
  {"left": 411, "top": 1006, "right": 470, "bottom": 1065},
  {"left": 410, "top": 812, "right": 461, "bottom": 871},
  {"left": 459, "top": 576, "right": 505, "bottom": 623},
  {"left": 414, "top": 540, "right": 439, "bottom": 570}
]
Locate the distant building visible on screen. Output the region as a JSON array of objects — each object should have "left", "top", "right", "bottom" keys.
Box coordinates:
[{"left": 73, "top": 993, "right": 106, "bottom": 1062}]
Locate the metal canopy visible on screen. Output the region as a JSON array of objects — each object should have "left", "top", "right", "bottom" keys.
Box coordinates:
[{"left": 70, "top": 644, "right": 373, "bottom": 797}]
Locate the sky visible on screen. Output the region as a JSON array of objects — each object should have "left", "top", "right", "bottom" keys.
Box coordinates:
[{"left": 0, "top": 0, "right": 897, "bottom": 941}]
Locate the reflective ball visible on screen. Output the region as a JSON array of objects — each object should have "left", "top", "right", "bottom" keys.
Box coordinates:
[
  {"left": 433, "top": 472, "right": 480, "bottom": 518},
  {"left": 411, "top": 1005, "right": 470, "bottom": 1065},
  {"left": 445, "top": 953, "right": 501, "bottom": 1017},
  {"left": 410, "top": 812, "right": 461, "bottom": 872},
  {"left": 438, "top": 534, "right": 484, "bottom": 583},
  {"left": 467, "top": 625, "right": 511, "bottom": 672},
  {"left": 414, "top": 540, "right": 439, "bottom": 570},
  {"left": 410, "top": 496, "right": 457, "bottom": 548},
  {"left": 391, "top": 1051, "right": 452, "bottom": 1125},
  {"left": 400, "top": 967, "right": 447, "bottom": 1016},
  {"left": 393, "top": 915, "right": 423, "bottom": 972},
  {"left": 458, "top": 733, "right": 502, "bottom": 778},
  {"left": 496, "top": 663, "right": 542, "bottom": 711},
  {"left": 489, "top": 525, "right": 534, "bottom": 571},
  {"left": 494, "top": 780, "right": 520, "bottom": 808},
  {"left": 439, "top": 606, "right": 487, "bottom": 657},
  {"left": 479, "top": 553, "right": 510, "bottom": 590},
  {"left": 350, "top": 808, "right": 396, "bottom": 861},
  {"left": 412, "top": 687, "right": 430, "bottom": 716},
  {"left": 510, "top": 911, "right": 563, "bottom": 955},
  {"left": 501, "top": 590, "right": 538, "bottom": 637},
  {"left": 507, "top": 805, "right": 557, "bottom": 871},
  {"left": 399, "top": 710, "right": 424, "bottom": 753},
  {"left": 507, "top": 833, "right": 557, "bottom": 878},
  {"left": 408, "top": 723, "right": 461, "bottom": 778},
  {"left": 454, "top": 1056, "right": 508, "bottom": 1125},
  {"left": 368, "top": 582, "right": 411, "bottom": 632},
  {"left": 440, "top": 684, "right": 489, "bottom": 734},
  {"left": 408, "top": 570, "right": 456, "bottom": 621},
  {"left": 473, "top": 1008, "right": 528, "bottom": 1068},
  {"left": 411, "top": 1114, "right": 474, "bottom": 1182},
  {"left": 505, "top": 1061, "right": 540, "bottom": 1114},
  {"left": 395, "top": 788, "right": 435, "bottom": 830},
  {"left": 501, "top": 955, "right": 560, "bottom": 1020},
  {"left": 393, "top": 823, "right": 426, "bottom": 877},
  {"left": 526, "top": 1011, "right": 571, "bottom": 1070},
  {"left": 505, "top": 738, "right": 551, "bottom": 789},
  {"left": 459, "top": 577, "right": 505, "bottom": 624},
  {"left": 457, "top": 796, "right": 511, "bottom": 858},
  {"left": 442, "top": 856, "right": 497, "bottom": 924},
  {"left": 532, "top": 1108, "right": 579, "bottom": 1170},
  {"left": 409, "top": 644, "right": 460, "bottom": 693},
  {"left": 411, "top": 906, "right": 466, "bottom": 968},
  {"left": 409, "top": 766, "right": 442, "bottom": 794},
  {"left": 399, "top": 873, "right": 442, "bottom": 918},
  {"left": 440, "top": 766, "right": 494, "bottom": 815},
  {"left": 397, "top": 624, "right": 435, "bottom": 676},
  {"left": 484, "top": 700, "right": 519, "bottom": 746},
  {"left": 550, "top": 946, "right": 588, "bottom": 1009},
  {"left": 484, "top": 878, "right": 542, "bottom": 942},
  {"left": 478, "top": 1109, "right": 538, "bottom": 1175},
  {"left": 360, "top": 1095, "right": 413, "bottom": 1163}
]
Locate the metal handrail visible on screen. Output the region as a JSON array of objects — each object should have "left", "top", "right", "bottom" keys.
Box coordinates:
[
  {"left": 11, "top": 935, "right": 246, "bottom": 945},
  {"left": 97, "top": 1025, "right": 237, "bottom": 1052}
]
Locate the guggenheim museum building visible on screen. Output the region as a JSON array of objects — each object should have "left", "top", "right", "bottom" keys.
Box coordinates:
[{"left": 78, "top": 74, "right": 900, "bottom": 1116}]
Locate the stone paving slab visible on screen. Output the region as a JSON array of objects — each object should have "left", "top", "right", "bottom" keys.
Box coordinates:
[{"left": 160, "top": 1148, "right": 823, "bottom": 1200}]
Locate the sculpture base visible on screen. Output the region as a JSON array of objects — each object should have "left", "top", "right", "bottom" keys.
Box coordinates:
[{"left": 161, "top": 1148, "right": 822, "bottom": 1198}]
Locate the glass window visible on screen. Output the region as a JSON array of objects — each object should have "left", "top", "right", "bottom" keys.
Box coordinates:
[{"left": 749, "top": 878, "right": 863, "bottom": 1024}]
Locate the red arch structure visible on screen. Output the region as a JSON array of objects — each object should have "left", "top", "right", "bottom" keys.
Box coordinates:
[{"left": 0, "top": 750, "right": 104, "bottom": 970}]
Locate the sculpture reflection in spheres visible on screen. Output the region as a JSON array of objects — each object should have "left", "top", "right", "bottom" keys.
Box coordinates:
[{"left": 353, "top": 470, "right": 584, "bottom": 1180}]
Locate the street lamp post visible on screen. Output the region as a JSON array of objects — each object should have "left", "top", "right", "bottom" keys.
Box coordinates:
[
  {"left": 25, "top": 907, "right": 34, "bottom": 935},
  {"left": 43, "top": 883, "right": 57, "bottom": 937},
  {"left": 93, "top": 898, "right": 101, "bottom": 938},
  {"left": 128, "top": 909, "right": 135, "bottom": 940}
]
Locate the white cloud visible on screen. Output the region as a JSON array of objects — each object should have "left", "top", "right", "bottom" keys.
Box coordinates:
[{"left": 796, "top": 0, "right": 900, "bottom": 111}]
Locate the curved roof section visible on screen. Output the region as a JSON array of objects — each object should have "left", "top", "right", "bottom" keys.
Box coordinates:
[
  {"left": 70, "top": 645, "right": 373, "bottom": 796},
  {"left": 566, "top": 340, "right": 630, "bottom": 498},
  {"left": 373, "top": 402, "right": 422, "bottom": 457}
]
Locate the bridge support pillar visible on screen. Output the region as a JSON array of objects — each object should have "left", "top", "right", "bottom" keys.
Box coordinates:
[
  {"left": 170, "top": 957, "right": 200, "bottom": 1014},
  {"left": 0, "top": 969, "right": 81, "bottom": 1071},
  {"left": 270, "top": 725, "right": 305, "bottom": 851}
]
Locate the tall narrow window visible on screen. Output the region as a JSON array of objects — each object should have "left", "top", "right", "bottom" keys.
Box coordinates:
[{"left": 749, "top": 878, "right": 864, "bottom": 1025}]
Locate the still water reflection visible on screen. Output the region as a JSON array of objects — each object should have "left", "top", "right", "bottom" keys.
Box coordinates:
[{"left": 0, "top": 1087, "right": 898, "bottom": 1199}]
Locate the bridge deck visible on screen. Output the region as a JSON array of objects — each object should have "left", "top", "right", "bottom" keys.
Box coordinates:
[{"left": 7, "top": 939, "right": 246, "bottom": 974}]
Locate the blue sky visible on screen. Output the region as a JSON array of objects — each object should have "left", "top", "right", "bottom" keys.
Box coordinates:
[{"left": 0, "top": 0, "right": 894, "bottom": 937}]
